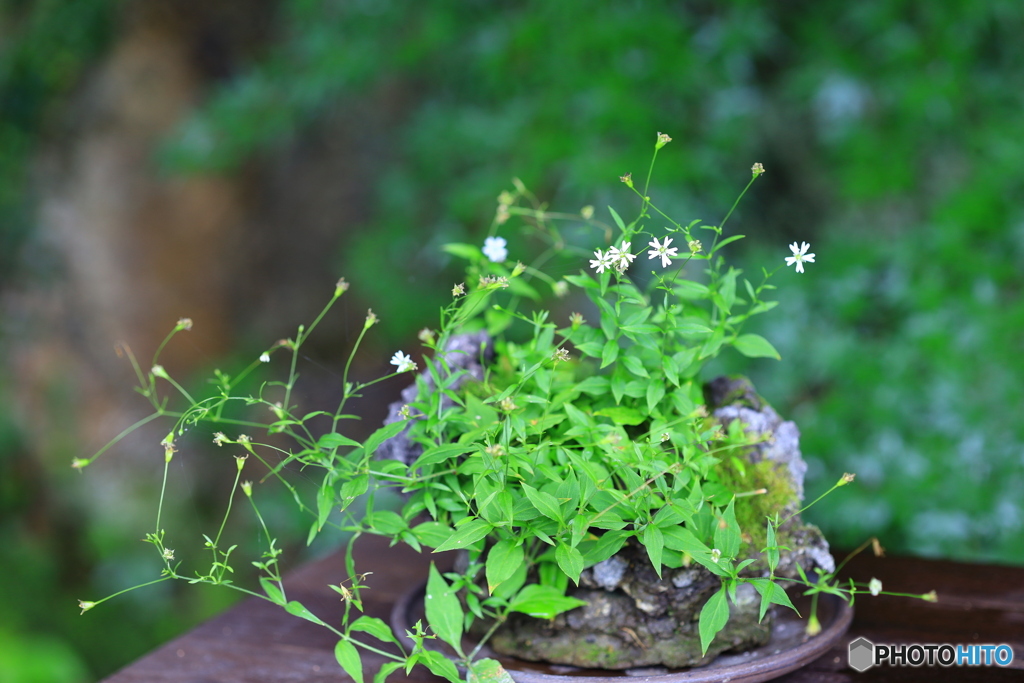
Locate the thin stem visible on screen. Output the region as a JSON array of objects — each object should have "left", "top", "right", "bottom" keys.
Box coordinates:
[
  {"left": 85, "top": 412, "right": 162, "bottom": 465},
  {"left": 155, "top": 454, "right": 171, "bottom": 533}
]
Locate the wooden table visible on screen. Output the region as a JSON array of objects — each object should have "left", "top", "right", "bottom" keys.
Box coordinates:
[{"left": 100, "top": 535, "right": 1024, "bottom": 682}]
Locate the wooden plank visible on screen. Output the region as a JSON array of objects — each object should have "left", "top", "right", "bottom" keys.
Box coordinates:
[{"left": 101, "top": 537, "right": 1024, "bottom": 682}]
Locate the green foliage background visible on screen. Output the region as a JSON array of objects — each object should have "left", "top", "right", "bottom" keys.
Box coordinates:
[{"left": 2, "top": 0, "right": 1023, "bottom": 680}]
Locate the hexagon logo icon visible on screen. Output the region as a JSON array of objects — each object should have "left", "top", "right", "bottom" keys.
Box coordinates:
[{"left": 848, "top": 637, "right": 875, "bottom": 672}]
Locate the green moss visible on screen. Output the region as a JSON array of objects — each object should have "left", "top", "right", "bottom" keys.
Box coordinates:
[{"left": 713, "top": 455, "right": 797, "bottom": 554}]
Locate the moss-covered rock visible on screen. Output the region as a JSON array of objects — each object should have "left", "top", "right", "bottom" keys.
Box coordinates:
[{"left": 479, "top": 376, "right": 834, "bottom": 670}]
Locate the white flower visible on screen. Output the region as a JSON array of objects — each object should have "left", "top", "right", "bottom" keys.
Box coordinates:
[
  {"left": 390, "top": 351, "right": 417, "bottom": 373},
  {"left": 869, "top": 578, "right": 883, "bottom": 596},
  {"left": 259, "top": 352, "right": 270, "bottom": 363},
  {"left": 482, "top": 236, "right": 508, "bottom": 262},
  {"left": 647, "top": 237, "right": 679, "bottom": 268},
  {"left": 710, "top": 548, "right": 722, "bottom": 563},
  {"left": 785, "top": 241, "right": 816, "bottom": 273},
  {"left": 589, "top": 248, "right": 613, "bottom": 273},
  {"left": 607, "top": 241, "right": 636, "bottom": 273}
]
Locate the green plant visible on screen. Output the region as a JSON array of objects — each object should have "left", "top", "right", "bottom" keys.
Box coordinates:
[{"left": 79, "top": 135, "right": 931, "bottom": 680}]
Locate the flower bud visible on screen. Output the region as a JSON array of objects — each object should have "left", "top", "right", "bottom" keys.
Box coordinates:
[
  {"left": 655, "top": 132, "right": 672, "bottom": 150},
  {"left": 335, "top": 278, "right": 350, "bottom": 297}
]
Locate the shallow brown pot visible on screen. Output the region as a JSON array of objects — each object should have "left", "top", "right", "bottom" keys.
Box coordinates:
[{"left": 391, "top": 581, "right": 853, "bottom": 683}]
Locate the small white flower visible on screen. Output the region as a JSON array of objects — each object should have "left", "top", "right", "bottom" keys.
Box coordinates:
[
  {"left": 259, "top": 352, "right": 271, "bottom": 363},
  {"left": 482, "top": 236, "right": 508, "bottom": 262},
  {"left": 869, "top": 578, "right": 883, "bottom": 596},
  {"left": 589, "top": 248, "right": 613, "bottom": 274},
  {"left": 710, "top": 548, "right": 722, "bottom": 563},
  {"left": 390, "top": 351, "right": 417, "bottom": 373},
  {"left": 607, "top": 241, "right": 637, "bottom": 273},
  {"left": 647, "top": 237, "right": 679, "bottom": 268},
  {"left": 785, "top": 241, "right": 816, "bottom": 273}
]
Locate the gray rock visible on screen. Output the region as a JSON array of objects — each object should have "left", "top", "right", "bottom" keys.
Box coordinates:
[
  {"left": 481, "top": 375, "right": 835, "bottom": 668},
  {"left": 377, "top": 332, "right": 492, "bottom": 465}
]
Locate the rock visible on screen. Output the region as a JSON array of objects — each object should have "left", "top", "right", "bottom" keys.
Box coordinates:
[
  {"left": 706, "top": 376, "right": 835, "bottom": 577},
  {"left": 480, "top": 375, "right": 835, "bottom": 669},
  {"left": 486, "top": 541, "right": 769, "bottom": 669},
  {"left": 377, "top": 332, "right": 492, "bottom": 465}
]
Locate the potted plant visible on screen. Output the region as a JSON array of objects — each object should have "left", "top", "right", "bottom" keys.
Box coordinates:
[{"left": 78, "top": 133, "right": 931, "bottom": 682}]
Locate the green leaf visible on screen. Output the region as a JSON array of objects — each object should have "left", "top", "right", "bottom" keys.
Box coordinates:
[
  {"left": 373, "top": 662, "right": 404, "bottom": 683},
  {"left": 698, "top": 587, "right": 730, "bottom": 655},
  {"left": 364, "top": 421, "right": 408, "bottom": 458},
  {"left": 661, "top": 525, "right": 716, "bottom": 565},
  {"left": 432, "top": 518, "right": 492, "bottom": 553},
  {"left": 620, "top": 354, "right": 649, "bottom": 378},
  {"left": 714, "top": 499, "right": 741, "bottom": 559},
  {"left": 699, "top": 327, "right": 725, "bottom": 359},
  {"left": 469, "top": 658, "right": 516, "bottom": 683},
  {"left": 442, "top": 242, "right": 484, "bottom": 260},
  {"left": 349, "top": 615, "right": 398, "bottom": 644},
  {"left": 317, "top": 432, "right": 362, "bottom": 450},
  {"left": 674, "top": 280, "right": 711, "bottom": 300},
  {"left": 750, "top": 578, "right": 798, "bottom": 622},
  {"left": 365, "top": 510, "right": 406, "bottom": 536},
  {"left": 646, "top": 382, "right": 666, "bottom": 414},
  {"left": 411, "top": 521, "right": 453, "bottom": 548},
  {"left": 522, "top": 484, "right": 564, "bottom": 523},
  {"left": 593, "top": 406, "right": 645, "bottom": 426},
  {"left": 643, "top": 524, "right": 665, "bottom": 578},
  {"left": 508, "top": 584, "right": 588, "bottom": 619},
  {"left": 564, "top": 274, "right": 598, "bottom": 290},
  {"left": 575, "top": 376, "right": 610, "bottom": 396},
  {"left": 411, "top": 443, "right": 474, "bottom": 469},
  {"left": 259, "top": 577, "right": 285, "bottom": 605},
  {"left": 732, "top": 333, "right": 781, "bottom": 360},
  {"left": 765, "top": 518, "right": 780, "bottom": 574},
  {"left": 556, "top": 542, "right": 585, "bottom": 585},
  {"left": 339, "top": 475, "right": 369, "bottom": 504},
  {"left": 316, "top": 475, "right": 334, "bottom": 532},
  {"left": 600, "top": 338, "right": 619, "bottom": 368},
  {"left": 710, "top": 234, "right": 745, "bottom": 255},
  {"left": 583, "top": 529, "right": 631, "bottom": 564},
  {"left": 420, "top": 650, "right": 462, "bottom": 683},
  {"left": 425, "top": 563, "right": 464, "bottom": 654},
  {"left": 608, "top": 205, "right": 627, "bottom": 233},
  {"left": 486, "top": 539, "right": 524, "bottom": 593},
  {"left": 334, "top": 639, "right": 364, "bottom": 683},
  {"left": 284, "top": 600, "right": 324, "bottom": 625}
]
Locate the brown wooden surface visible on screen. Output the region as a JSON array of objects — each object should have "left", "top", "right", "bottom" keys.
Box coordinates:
[{"left": 100, "top": 535, "right": 1024, "bottom": 682}]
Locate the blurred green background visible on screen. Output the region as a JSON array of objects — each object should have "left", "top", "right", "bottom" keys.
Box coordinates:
[{"left": 2, "top": 0, "right": 1023, "bottom": 680}]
